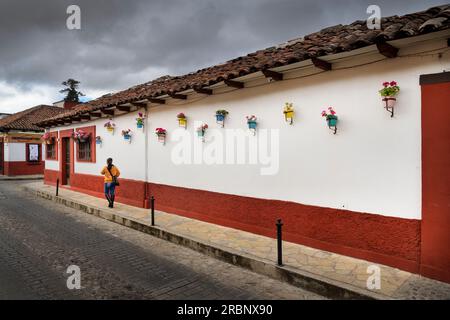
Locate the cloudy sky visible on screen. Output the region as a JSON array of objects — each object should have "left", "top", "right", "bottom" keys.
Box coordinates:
[{"left": 0, "top": 0, "right": 445, "bottom": 113}]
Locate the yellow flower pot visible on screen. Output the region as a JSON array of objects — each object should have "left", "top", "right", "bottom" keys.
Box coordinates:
[
  {"left": 107, "top": 127, "right": 114, "bottom": 132},
  {"left": 284, "top": 111, "right": 294, "bottom": 119},
  {"left": 178, "top": 118, "right": 187, "bottom": 128}
]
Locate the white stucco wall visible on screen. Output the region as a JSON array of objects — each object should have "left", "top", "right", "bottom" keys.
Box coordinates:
[
  {"left": 48, "top": 39, "right": 450, "bottom": 220},
  {"left": 4, "top": 143, "right": 26, "bottom": 161}
]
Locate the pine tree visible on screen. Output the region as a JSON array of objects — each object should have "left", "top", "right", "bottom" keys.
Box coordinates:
[{"left": 60, "top": 79, "right": 85, "bottom": 102}]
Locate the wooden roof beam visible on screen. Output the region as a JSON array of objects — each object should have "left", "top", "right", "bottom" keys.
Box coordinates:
[
  {"left": 116, "top": 105, "right": 132, "bottom": 112},
  {"left": 194, "top": 88, "right": 213, "bottom": 95},
  {"left": 224, "top": 80, "right": 244, "bottom": 89},
  {"left": 376, "top": 42, "right": 399, "bottom": 58},
  {"left": 90, "top": 111, "right": 102, "bottom": 118},
  {"left": 311, "top": 57, "right": 332, "bottom": 71},
  {"left": 262, "top": 69, "right": 283, "bottom": 81},
  {"left": 101, "top": 108, "right": 115, "bottom": 116},
  {"left": 149, "top": 98, "right": 165, "bottom": 104},
  {"left": 169, "top": 93, "right": 187, "bottom": 100},
  {"left": 81, "top": 114, "right": 91, "bottom": 121},
  {"left": 131, "top": 102, "right": 147, "bottom": 108}
]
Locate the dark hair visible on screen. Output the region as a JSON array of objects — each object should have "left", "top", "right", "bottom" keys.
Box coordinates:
[{"left": 107, "top": 158, "right": 113, "bottom": 170}]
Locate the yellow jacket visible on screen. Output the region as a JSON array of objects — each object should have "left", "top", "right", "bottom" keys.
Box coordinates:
[{"left": 101, "top": 165, "right": 120, "bottom": 183}]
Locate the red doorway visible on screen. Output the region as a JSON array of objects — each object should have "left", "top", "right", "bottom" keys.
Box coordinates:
[
  {"left": 59, "top": 129, "right": 74, "bottom": 186},
  {"left": 420, "top": 72, "right": 450, "bottom": 283}
]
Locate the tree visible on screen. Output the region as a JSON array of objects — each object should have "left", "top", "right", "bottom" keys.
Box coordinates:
[{"left": 60, "top": 79, "right": 85, "bottom": 102}]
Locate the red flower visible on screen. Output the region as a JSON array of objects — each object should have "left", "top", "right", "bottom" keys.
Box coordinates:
[
  {"left": 390, "top": 81, "right": 397, "bottom": 86},
  {"left": 321, "top": 111, "right": 327, "bottom": 117}
]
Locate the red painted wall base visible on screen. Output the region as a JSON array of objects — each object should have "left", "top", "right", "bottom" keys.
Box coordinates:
[
  {"left": 44, "top": 169, "right": 421, "bottom": 275},
  {"left": 3, "top": 161, "right": 44, "bottom": 176}
]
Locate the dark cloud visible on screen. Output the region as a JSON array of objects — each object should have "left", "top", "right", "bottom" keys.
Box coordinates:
[{"left": 0, "top": 0, "right": 444, "bottom": 111}]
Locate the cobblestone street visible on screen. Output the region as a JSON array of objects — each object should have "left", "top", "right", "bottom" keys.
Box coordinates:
[{"left": 0, "top": 181, "right": 324, "bottom": 300}]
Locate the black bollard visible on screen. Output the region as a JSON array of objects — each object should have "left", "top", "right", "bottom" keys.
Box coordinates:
[
  {"left": 56, "top": 179, "right": 59, "bottom": 197},
  {"left": 150, "top": 196, "right": 155, "bottom": 226},
  {"left": 276, "top": 219, "right": 283, "bottom": 266}
]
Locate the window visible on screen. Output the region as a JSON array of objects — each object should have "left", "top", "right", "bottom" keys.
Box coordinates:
[
  {"left": 46, "top": 143, "right": 56, "bottom": 160},
  {"left": 78, "top": 140, "right": 91, "bottom": 161},
  {"left": 26, "top": 144, "right": 40, "bottom": 162}
]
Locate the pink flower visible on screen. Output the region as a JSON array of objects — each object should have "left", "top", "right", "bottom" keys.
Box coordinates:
[
  {"left": 390, "top": 81, "right": 397, "bottom": 86},
  {"left": 330, "top": 110, "right": 336, "bottom": 115},
  {"left": 321, "top": 111, "right": 327, "bottom": 117},
  {"left": 383, "top": 82, "right": 389, "bottom": 87}
]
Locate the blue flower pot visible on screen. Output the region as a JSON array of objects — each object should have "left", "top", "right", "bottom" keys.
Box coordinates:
[
  {"left": 327, "top": 118, "right": 338, "bottom": 127},
  {"left": 124, "top": 135, "right": 131, "bottom": 140},
  {"left": 216, "top": 114, "right": 225, "bottom": 122},
  {"left": 137, "top": 123, "right": 143, "bottom": 129},
  {"left": 248, "top": 121, "right": 257, "bottom": 129},
  {"left": 96, "top": 140, "right": 102, "bottom": 145}
]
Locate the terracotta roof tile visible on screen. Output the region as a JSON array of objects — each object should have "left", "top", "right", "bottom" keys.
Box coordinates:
[
  {"left": 38, "top": 4, "right": 450, "bottom": 127},
  {"left": 0, "top": 105, "right": 67, "bottom": 132}
]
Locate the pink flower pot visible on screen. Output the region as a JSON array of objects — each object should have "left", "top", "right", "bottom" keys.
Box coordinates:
[{"left": 383, "top": 96, "right": 397, "bottom": 108}]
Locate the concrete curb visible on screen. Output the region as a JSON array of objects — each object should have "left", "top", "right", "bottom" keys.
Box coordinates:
[
  {"left": 0, "top": 176, "right": 43, "bottom": 181},
  {"left": 24, "top": 185, "right": 391, "bottom": 300}
]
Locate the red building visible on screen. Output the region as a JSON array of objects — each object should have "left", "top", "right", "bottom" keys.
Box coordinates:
[{"left": 0, "top": 105, "right": 67, "bottom": 176}]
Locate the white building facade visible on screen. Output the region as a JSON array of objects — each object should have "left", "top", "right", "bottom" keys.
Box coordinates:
[{"left": 40, "top": 10, "right": 450, "bottom": 283}]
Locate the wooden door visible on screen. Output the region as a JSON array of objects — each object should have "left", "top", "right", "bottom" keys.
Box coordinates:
[{"left": 420, "top": 72, "right": 450, "bottom": 283}]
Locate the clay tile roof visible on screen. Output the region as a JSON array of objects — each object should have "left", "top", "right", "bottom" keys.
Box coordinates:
[
  {"left": 38, "top": 4, "right": 450, "bottom": 127},
  {"left": 0, "top": 105, "right": 67, "bottom": 132}
]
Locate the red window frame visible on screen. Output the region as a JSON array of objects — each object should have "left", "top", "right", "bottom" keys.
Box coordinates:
[
  {"left": 26, "top": 143, "right": 41, "bottom": 163},
  {"left": 45, "top": 131, "right": 58, "bottom": 160},
  {"left": 75, "top": 125, "right": 96, "bottom": 163}
]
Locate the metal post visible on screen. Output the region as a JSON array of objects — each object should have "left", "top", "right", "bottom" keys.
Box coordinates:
[
  {"left": 276, "top": 219, "right": 283, "bottom": 266},
  {"left": 56, "top": 179, "right": 59, "bottom": 197},
  {"left": 150, "top": 196, "right": 155, "bottom": 226}
]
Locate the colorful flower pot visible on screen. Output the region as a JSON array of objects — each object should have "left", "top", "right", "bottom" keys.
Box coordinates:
[
  {"left": 383, "top": 96, "right": 397, "bottom": 108},
  {"left": 137, "top": 123, "right": 144, "bottom": 129},
  {"left": 247, "top": 121, "right": 257, "bottom": 129},
  {"left": 197, "top": 130, "right": 205, "bottom": 137},
  {"left": 327, "top": 118, "right": 338, "bottom": 127},
  {"left": 216, "top": 114, "right": 225, "bottom": 122},
  {"left": 284, "top": 111, "right": 294, "bottom": 119},
  {"left": 178, "top": 118, "right": 187, "bottom": 127},
  {"left": 157, "top": 133, "right": 166, "bottom": 143},
  {"left": 107, "top": 127, "right": 114, "bottom": 132},
  {"left": 123, "top": 134, "right": 131, "bottom": 141},
  {"left": 96, "top": 140, "right": 102, "bottom": 145}
]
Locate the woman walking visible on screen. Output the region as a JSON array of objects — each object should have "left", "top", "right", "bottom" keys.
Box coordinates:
[{"left": 101, "top": 158, "right": 120, "bottom": 208}]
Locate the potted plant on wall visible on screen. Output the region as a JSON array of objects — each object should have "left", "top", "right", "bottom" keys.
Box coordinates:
[
  {"left": 95, "top": 136, "right": 102, "bottom": 145},
  {"left": 121, "top": 129, "right": 132, "bottom": 143},
  {"left": 246, "top": 115, "right": 257, "bottom": 135},
  {"left": 196, "top": 123, "right": 208, "bottom": 142},
  {"left": 155, "top": 128, "right": 167, "bottom": 145},
  {"left": 177, "top": 113, "right": 187, "bottom": 129},
  {"left": 72, "top": 129, "right": 91, "bottom": 143},
  {"left": 321, "top": 107, "right": 338, "bottom": 134},
  {"left": 104, "top": 120, "right": 116, "bottom": 133},
  {"left": 42, "top": 132, "right": 54, "bottom": 145},
  {"left": 283, "top": 103, "right": 295, "bottom": 125},
  {"left": 215, "top": 109, "right": 229, "bottom": 128},
  {"left": 379, "top": 81, "right": 400, "bottom": 117},
  {"left": 136, "top": 112, "right": 145, "bottom": 129}
]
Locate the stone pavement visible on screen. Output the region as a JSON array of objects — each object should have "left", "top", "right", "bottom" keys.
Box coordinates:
[{"left": 23, "top": 181, "right": 450, "bottom": 300}]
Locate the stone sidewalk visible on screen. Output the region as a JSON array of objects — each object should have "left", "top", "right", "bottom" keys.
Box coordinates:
[
  {"left": 22, "top": 181, "right": 450, "bottom": 300},
  {"left": 0, "top": 174, "right": 43, "bottom": 181}
]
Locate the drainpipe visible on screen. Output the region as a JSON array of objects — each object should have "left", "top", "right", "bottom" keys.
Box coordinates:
[{"left": 143, "top": 104, "right": 150, "bottom": 208}]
